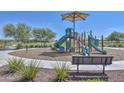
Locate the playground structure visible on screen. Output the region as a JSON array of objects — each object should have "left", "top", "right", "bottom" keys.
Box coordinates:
[
  {"left": 54, "top": 11, "right": 106, "bottom": 56},
  {"left": 54, "top": 28, "right": 75, "bottom": 53},
  {"left": 54, "top": 28, "right": 106, "bottom": 55}
]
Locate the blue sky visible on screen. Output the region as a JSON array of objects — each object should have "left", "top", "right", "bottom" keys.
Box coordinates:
[{"left": 0, "top": 11, "right": 124, "bottom": 40}]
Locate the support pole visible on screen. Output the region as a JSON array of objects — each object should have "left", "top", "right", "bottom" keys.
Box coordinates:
[
  {"left": 81, "top": 33, "right": 83, "bottom": 45},
  {"left": 101, "top": 35, "right": 104, "bottom": 50},
  {"left": 84, "top": 32, "right": 86, "bottom": 46},
  {"left": 65, "top": 30, "right": 67, "bottom": 52},
  {"left": 103, "top": 64, "right": 105, "bottom": 74},
  {"left": 78, "top": 36, "right": 80, "bottom": 54},
  {"left": 73, "top": 16, "right": 75, "bottom": 53},
  {"left": 77, "top": 64, "right": 79, "bottom": 73},
  {"left": 88, "top": 35, "right": 91, "bottom": 55}
]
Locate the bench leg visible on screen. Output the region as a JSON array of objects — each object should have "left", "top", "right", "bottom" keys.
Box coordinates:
[
  {"left": 77, "top": 64, "right": 79, "bottom": 73},
  {"left": 103, "top": 64, "right": 105, "bottom": 74}
]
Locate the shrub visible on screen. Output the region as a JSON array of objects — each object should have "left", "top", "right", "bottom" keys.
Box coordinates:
[
  {"left": 16, "top": 43, "right": 23, "bottom": 49},
  {"left": 35, "top": 45, "right": 39, "bottom": 48},
  {"left": 48, "top": 45, "right": 51, "bottom": 47},
  {"left": 54, "top": 62, "right": 69, "bottom": 82},
  {"left": 38, "top": 45, "right": 41, "bottom": 48},
  {"left": 118, "top": 44, "right": 122, "bottom": 47},
  {"left": 112, "top": 44, "right": 117, "bottom": 47},
  {"left": 30, "top": 45, "right": 34, "bottom": 48},
  {"left": 107, "top": 44, "right": 112, "bottom": 47},
  {"left": 18, "top": 60, "right": 39, "bottom": 81},
  {"left": 7, "top": 58, "right": 24, "bottom": 72}
]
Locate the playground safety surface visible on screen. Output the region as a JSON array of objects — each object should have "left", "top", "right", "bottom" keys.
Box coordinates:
[{"left": 9, "top": 48, "right": 124, "bottom": 61}]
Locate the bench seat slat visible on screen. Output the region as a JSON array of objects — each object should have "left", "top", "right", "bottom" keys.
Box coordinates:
[{"left": 72, "top": 56, "right": 113, "bottom": 65}]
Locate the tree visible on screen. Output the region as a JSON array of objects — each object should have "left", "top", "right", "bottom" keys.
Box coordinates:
[
  {"left": 106, "top": 31, "right": 124, "bottom": 41},
  {"left": 3, "top": 23, "right": 31, "bottom": 51},
  {"left": 3, "top": 24, "right": 16, "bottom": 40},
  {"left": 3, "top": 23, "right": 31, "bottom": 43},
  {"left": 32, "top": 28, "right": 46, "bottom": 41},
  {"left": 16, "top": 23, "right": 31, "bottom": 43},
  {"left": 32, "top": 28, "right": 56, "bottom": 46},
  {"left": 45, "top": 28, "right": 56, "bottom": 42}
]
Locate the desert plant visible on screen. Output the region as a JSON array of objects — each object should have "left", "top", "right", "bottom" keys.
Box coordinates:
[
  {"left": 18, "top": 60, "right": 39, "bottom": 81},
  {"left": 54, "top": 62, "right": 69, "bottom": 82},
  {"left": 7, "top": 58, "right": 24, "bottom": 72}
]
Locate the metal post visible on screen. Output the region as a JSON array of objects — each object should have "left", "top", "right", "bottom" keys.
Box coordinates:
[
  {"left": 84, "top": 32, "right": 86, "bottom": 46},
  {"left": 73, "top": 22, "right": 75, "bottom": 52},
  {"left": 81, "top": 33, "right": 83, "bottom": 45},
  {"left": 101, "top": 35, "right": 104, "bottom": 50},
  {"left": 88, "top": 35, "right": 91, "bottom": 54},
  {"left": 103, "top": 64, "right": 105, "bottom": 74},
  {"left": 77, "top": 64, "right": 79, "bottom": 73},
  {"left": 73, "top": 14, "right": 76, "bottom": 53},
  {"left": 77, "top": 36, "right": 80, "bottom": 54},
  {"left": 66, "top": 39, "right": 67, "bottom": 52}
]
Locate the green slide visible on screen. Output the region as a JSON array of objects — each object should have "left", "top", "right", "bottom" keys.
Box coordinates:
[
  {"left": 88, "top": 35, "right": 106, "bottom": 54},
  {"left": 54, "top": 34, "right": 70, "bottom": 53}
]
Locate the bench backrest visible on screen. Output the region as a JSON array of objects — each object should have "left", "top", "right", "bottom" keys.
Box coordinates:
[{"left": 72, "top": 56, "right": 113, "bottom": 65}]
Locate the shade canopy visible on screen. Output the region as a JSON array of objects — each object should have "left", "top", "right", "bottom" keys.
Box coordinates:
[
  {"left": 61, "top": 11, "right": 89, "bottom": 52},
  {"left": 62, "top": 11, "right": 89, "bottom": 22}
]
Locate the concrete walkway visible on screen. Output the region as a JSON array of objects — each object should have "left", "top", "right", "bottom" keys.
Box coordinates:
[{"left": 0, "top": 49, "right": 124, "bottom": 71}]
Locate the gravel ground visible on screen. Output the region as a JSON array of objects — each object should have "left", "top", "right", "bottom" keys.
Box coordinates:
[
  {"left": 9, "top": 48, "right": 124, "bottom": 61},
  {"left": 0, "top": 65, "right": 56, "bottom": 82},
  {"left": 0, "top": 65, "right": 124, "bottom": 82}
]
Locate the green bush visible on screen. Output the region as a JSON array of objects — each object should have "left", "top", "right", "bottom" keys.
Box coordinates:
[
  {"left": 30, "top": 45, "right": 34, "bottom": 48},
  {"left": 18, "top": 61, "right": 39, "bottom": 81},
  {"left": 7, "top": 58, "right": 24, "bottom": 72},
  {"left": 118, "top": 43, "right": 124, "bottom": 47},
  {"left": 16, "top": 43, "right": 23, "bottom": 49},
  {"left": 54, "top": 63, "right": 69, "bottom": 82},
  {"left": 35, "top": 45, "right": 39, "bottom": 48},
  {"left": 38, "top": 45, "right": 41, "bottom": 48}
]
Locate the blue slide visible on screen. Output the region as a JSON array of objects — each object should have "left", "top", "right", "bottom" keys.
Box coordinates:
[
  {"left": 88, "top": 35, "right": 106, "bottom": 54},
  {"left": 54, "top": 34, "right": 69, "bottom": 53}
]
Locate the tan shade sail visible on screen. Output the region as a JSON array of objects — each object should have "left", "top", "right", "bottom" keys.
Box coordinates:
[{"left": 62, "top": 11, "right": 89, "bottom": 22}]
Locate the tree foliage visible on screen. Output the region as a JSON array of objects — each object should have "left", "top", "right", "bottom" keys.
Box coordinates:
[
  {"left": 32, "top": 28, "right": 56, "bottom": 42},
  {"left": 3, "top": 23, "right": 31, "bottom": 43},
  {"left": 106, "top": 31, "right": 124, "bottom": 41},
  {"left": 3, "top": 23, "right": 56, "bottom": 45}
]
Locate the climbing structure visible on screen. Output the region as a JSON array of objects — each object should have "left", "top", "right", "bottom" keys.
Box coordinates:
[
  {"left": 54, "top": 28, "right": 74, "bottom": 53},
  {"left": 88, "top": 34, "right": 106, "bottom": 54},
  {"left": 75, "top": 31, "right": 106, "bottom": 55}
]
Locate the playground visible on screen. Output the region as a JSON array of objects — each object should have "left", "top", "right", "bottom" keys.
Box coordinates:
[
  {"left": 0, "top": 11, "right": 124, "bottom": 82},
  {"left": 9, "top": 12, "right": 120, "bottom": 61}
]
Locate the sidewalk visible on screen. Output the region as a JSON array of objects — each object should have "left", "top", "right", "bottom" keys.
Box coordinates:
[{"left": 0, "top": 49, "right": 124, "bottom": 71}]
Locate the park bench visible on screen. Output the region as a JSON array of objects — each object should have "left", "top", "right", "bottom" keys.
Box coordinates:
[{"left": 72, "top": 55, "right": 113, "bottom": 74}]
